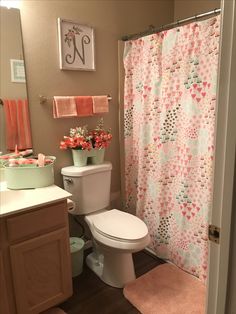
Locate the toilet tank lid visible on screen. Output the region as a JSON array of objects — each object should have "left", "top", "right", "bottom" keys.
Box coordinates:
[{"left": 61, "top": 161, "right": 112, "bottom": 177}]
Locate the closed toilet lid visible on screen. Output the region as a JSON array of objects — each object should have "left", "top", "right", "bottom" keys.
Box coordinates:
[{"left": 92, "top": 209, "right": 148, "bottom": 241}]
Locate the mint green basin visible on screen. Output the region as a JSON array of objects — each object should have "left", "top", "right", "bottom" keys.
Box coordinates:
[{"left": 4, "top": 156, "right": 56, "bottom": 190}]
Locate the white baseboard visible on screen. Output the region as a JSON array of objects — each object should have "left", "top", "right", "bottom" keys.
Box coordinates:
[{"left": 144, "top": 247, "right": 157, "bottom": 256}]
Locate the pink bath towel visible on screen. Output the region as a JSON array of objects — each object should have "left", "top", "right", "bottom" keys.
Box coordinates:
[
  {"left": 75, "top": 96, "right": 93, "bottom": 116},
  {"left": 53, "top": 96, "right": 77, "bottom": 118},
  {"left": 92, "top": 95, "right": 109, "bottom": 113},
  {"left": 3, "top": 99, "right": 32, "bottom": 151}
]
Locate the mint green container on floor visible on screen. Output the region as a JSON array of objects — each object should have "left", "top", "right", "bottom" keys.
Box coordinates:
[
  {"left": 4, "top": 156, "right": 56, "bottom": 190},
  {"left": 70, "top": 237, "right": 85, "bottom": 277}
]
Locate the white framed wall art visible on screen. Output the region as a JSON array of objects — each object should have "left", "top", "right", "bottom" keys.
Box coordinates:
[
  {"left": 10, "top": 59, "right": 26, "bottom": 83},
  {"left": 58, "top": 18, "right": 95, "bottom": 71}
]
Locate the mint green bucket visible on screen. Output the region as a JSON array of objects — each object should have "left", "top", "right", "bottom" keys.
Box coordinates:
[
  {"left": 70, "top": 237, "right": 85, "bottom": 277},
  {"left": 72, "top": 149, "right": 105, "bottom": 167},
  {"left": 4, "top": 156, "right": 56, "bottom": 190}
]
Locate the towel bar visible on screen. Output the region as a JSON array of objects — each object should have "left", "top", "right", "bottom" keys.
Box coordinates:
[{"left": 39, "top": 95, "right": 112, "bottom": 105}]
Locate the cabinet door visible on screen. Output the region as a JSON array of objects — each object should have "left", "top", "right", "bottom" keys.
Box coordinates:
[
  {"left": 0, "top": 252, "right": 10, "bottom": 314},
  {"left": 10, "top": 228, "right": 72, "bottom": 314}
]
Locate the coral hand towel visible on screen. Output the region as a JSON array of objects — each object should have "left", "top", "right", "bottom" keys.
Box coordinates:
[
  {"left": 16, "top": 99, "right": 32, "bottom": 150},
  {"left": 75, "top": 96, "right": 93, "bottom": 116},
  {"left": 53, "top": 96, "right": 77, "bottom": 118},
  {"left": 3, "top": 99, "right": 32, "bottom": 151},
  {"left": 3, "top": 99, "right": 17, "bottom": 151},
  {"left": 92, "top": 95, "right": 109, "bottom": 113}
]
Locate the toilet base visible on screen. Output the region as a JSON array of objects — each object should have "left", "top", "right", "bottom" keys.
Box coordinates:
[{"left": 86, "top": 249, "right": 136, "bottom": 288}]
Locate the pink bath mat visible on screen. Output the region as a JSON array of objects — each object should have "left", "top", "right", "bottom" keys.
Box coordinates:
[{"left": 124, "top": 263, "right": 206, "bottom": 314}]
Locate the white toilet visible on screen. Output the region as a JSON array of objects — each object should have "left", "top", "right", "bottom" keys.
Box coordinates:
[{"left": 61, "top": 162, "right": 150, "bottom": 288}]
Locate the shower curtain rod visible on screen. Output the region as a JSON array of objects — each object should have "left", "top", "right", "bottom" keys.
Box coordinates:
[{"left": 121, "top": 8, "right": 221, "bottom": 41}]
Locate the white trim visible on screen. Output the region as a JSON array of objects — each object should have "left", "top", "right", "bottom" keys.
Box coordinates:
[
  {"left": 118, "top": 41, "right": 127, "bottom": 211},
  {"left": 207, "top": 0, "right": 236, "bottom": 313}
]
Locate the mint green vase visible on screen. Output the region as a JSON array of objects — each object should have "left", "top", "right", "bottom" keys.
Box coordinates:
[
  {"left": 72, "top": 149, "right": 105, "bottom": 167},
  {"left": 72, "top": 149, "right": 88, "bottom": 167},
  {"left": 91, "top": 148, "right": 105, "bottom": 165}
]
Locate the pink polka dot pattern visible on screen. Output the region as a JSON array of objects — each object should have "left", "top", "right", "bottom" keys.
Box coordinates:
[{"left": 123, "top": 16, "right": 220, "bottom": 282}]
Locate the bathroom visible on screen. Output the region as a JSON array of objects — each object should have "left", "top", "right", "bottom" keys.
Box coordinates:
[{"left": 0, "top": 0, "right": 235, "bottom": 313}]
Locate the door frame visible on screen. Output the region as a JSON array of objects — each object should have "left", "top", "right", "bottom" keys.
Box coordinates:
[{"left": 207, "top": 0, "right": 236, "bottom": 313}]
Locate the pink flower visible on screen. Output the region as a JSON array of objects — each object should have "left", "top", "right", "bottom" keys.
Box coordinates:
[{"left": 59, "top": 119, "right": 112, "bottom": 151}]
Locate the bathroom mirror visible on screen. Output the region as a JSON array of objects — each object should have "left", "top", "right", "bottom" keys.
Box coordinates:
[{"left": 0, "top": 6, "right": 30, "bottom": 154}]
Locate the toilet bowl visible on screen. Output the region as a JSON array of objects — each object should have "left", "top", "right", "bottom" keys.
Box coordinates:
[
  {"left": 85, "top": 209, "right": 150, "bottom": 288},
  {"left": 61, "top": 162, "right": 150, "bottom": 288}
]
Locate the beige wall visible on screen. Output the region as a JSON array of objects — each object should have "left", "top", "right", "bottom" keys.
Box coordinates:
[
  {"left": 19, "top": 0, "right": 220, "bottom": 194},
  {"left": 20, "top": 0, "right": 174, "bottom": 196},
  {"left": 174, "top": 0, "right": 220, "bottom": 20}
]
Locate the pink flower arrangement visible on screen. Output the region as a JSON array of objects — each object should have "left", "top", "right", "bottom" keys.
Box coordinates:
[{"left": 59, "top": 119, "right": 112, "bottom": 151}]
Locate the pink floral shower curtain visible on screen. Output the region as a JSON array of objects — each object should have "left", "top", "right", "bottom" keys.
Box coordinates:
[{"left": 123, "top": 16, "right": 220, "bottom": 281}]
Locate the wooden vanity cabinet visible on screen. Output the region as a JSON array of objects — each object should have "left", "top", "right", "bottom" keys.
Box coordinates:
[
  {"left": 0, "top": 200, "right": 72, "bottom": 314},
  {"left": 0, "top": 251, "right": 10, "bottom": 314}
]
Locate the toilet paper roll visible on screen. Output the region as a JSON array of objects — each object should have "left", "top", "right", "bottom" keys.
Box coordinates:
[{"left": 67, "top": 198, "right": 80, "bottom": 215}]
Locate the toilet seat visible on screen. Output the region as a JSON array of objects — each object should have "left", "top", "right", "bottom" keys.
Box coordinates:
[
  {"left": 85, "top": 209, "right": 150, "bottom": 251},
  {"left": 92, "top": 209, "right": 148, "bottom": 242}
]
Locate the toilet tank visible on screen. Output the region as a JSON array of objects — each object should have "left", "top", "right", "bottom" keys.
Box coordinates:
[{"left": 61, "top": 162, "right": 112, "bottom": 215}]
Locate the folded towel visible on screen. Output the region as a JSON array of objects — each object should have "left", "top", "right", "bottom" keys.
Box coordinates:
[
  {"left": 92, "top": 95, "right": 109, "bottom": 114},
  {"left": 75, "top": 96, "right": 93, "bottom": 117},
  {"left": 53, "top": 96, "right": 77, "bottom": 118}
]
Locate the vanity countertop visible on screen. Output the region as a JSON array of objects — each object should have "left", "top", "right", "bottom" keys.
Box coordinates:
[{"left": 0, "top": 182, "right": 72, "bottom": 217}]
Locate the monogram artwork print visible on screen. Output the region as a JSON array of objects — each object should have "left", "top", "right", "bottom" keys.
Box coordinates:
[
  {"left": 58, "top": 19, "right": 95, "bottom": 71},
  {"left": 64, "top": 25, "right": 91, "bottom": 65},
  {"left": 123, "top": 16, "right": 220, "bottom": 282}
]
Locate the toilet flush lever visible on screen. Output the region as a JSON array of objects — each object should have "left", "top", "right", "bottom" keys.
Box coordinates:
[{"left": 65, "top": 178, "right": 73, "bottom": 184}]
